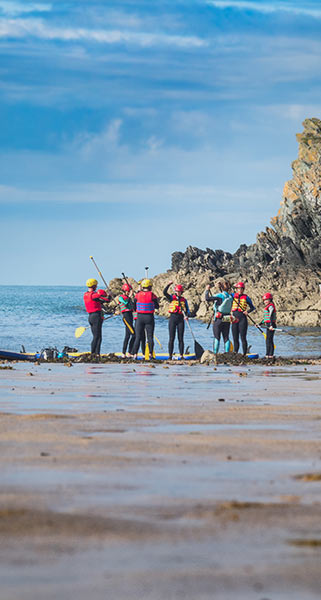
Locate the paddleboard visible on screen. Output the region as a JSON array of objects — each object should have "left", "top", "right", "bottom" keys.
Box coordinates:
[
  {"left": 246, "top": 353, "right": 259, "bottom": 359},
  {"left": 114, "top": 352, "right": 196, "bottom": 361}
]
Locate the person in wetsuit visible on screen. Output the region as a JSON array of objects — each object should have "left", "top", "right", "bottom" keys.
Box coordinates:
[
  {"left": 132, "top": 279, "right": 159, "bottom": 359},
  {"left": 117, "top": 283, "right": 135, "bottom": 357},
  {"left": 205, "top": 279, "right": 233, "bottom": 354},
  {"left": 260, "top": 292, "right": 277, "bottom": 358},
  {"left": 231, "top": 281, "right": 255, "bottom": 355},
  {"left": 163, "top": 281, "right": 189, "bottom": 359},
  {"left": 83, "top": 278, "right": 111, "bottom": 356}
]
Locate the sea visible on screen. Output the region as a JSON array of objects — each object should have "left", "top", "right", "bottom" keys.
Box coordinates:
[{"left": 1, "top": 286, "right": 321, "bottom": 358}]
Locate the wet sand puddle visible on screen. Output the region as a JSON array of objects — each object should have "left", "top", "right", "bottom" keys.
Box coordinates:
[{"left": 1, "top": 362, "right": 321, "bottom": 414}]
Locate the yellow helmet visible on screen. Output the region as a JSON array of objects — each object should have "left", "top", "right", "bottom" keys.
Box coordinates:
[
  {"left": 86, "top": 278, "right": 98, "bottom": 288},
  {"left": 141, "top": 278, "right": 152, "bottom": 288}
]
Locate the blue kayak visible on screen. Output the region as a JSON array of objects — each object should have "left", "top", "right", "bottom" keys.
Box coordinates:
[{"left": 0, "top": 350, "right": 36, "bottom": 361}]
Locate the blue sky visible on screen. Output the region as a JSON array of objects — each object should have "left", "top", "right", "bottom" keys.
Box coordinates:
[{"left": 1, "top": 0, "right": 321, "bottom": 285}]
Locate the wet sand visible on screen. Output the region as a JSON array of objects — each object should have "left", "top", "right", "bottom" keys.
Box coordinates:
[{"left": 0, "top": 361, "right": 321, "bottom": 599}]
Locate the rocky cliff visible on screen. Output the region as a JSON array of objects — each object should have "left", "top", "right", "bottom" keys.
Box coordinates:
[
  {"left": 109, "top": 119, "right": 321, "bottom": 326},
  {"left": 152, "top": 118, "right": 321, "bottom": 326}
]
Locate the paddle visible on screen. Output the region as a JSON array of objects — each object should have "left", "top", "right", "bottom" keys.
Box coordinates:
[
  {"left": 75, "top": 315, "right": 115, "bottom": 338},
  {"left": 90, "top": 256, "right": 114, "bottom": 298},
  {"left": 184, "top": 314, "right": 204, "bottom": 359}
]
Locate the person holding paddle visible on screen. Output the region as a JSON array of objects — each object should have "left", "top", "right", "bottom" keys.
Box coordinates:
[
  {"left": 231, "top": 282, "right": 255, "bottom": 355},
  {"left": 132, "top": 279, "right": 159, "bottom": 359},
  {"left": 259, "top": 292, "right": 277, "bottom": 358},
  {"left": 163, "top": 282, "right": 189, "bottom": 360},
  {"left": 205, "top": 278, "right": 233, "bottom": 354},
  {"left": 117, "top": 283, "right": 135, "bottom": 358},
  {"left": 83, "top": 278, "right": 111, "bottom": 356}
]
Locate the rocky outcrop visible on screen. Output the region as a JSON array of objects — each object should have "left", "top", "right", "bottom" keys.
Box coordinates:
[{"left": 159, "top": 119, "right": 321, "bottom": 326}]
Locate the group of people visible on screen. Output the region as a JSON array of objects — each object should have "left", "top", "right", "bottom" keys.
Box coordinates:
[{"left": 83, "top": 277, "right": 277, "bottom": 359}]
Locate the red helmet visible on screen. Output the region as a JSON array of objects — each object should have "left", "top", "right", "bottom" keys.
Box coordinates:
[
  {"left": 235, "top": 281, "right": 245, "bottom": 289},
  {"left": 175, "top": 284, "right": 184, "bottom": 292},
  {"left": 122, "top": 283, "right": 132, "bottom": 292},
  {"left": 262, "top": 292, "right": 273, "bottom": 300}
]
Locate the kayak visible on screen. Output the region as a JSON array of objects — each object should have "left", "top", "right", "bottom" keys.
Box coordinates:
[
  {"left": 247, "top": 353, "right": 259, "bottom": 359},
  {"left": 0, "top": 350, "right": 36, "bottom": 361}
]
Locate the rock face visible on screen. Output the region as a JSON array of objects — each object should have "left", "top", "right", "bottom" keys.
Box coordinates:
[{"left": 154, "top": 119, "right": 321, "bottom": 326}]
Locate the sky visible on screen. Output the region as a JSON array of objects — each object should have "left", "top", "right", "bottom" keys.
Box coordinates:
[{"left": 1, "top": 0, "right": 321, "bottom": 285}]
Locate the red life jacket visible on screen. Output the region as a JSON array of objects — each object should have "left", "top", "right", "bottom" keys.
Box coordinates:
[
  {"left": 135, "top": 291, "right": 156, "bottom": 314},
  {"left": 84, "top": 289, "right": 108, "bottom": 313},
  {"left": 262, "top": 301, "right": 277, "bottom": 325},
  {"left": 169, "top": 294, "right": 187, "bottom": 314},
  {"left": 118, "top": 294, "right": 132, "bottom": 313}
]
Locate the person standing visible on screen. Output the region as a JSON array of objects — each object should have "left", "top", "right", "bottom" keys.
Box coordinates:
[
  {"left": 132, "top": 279, "right": 159, "bottom": 359},
  {"left": 205, "top": 279, "right": 233, "bottom": 354},
  {"left": 117, "top": 283, "right": 135, "bottom": 358},
  {"left": 83, "top": 278, "right": 111, "bottom": 356},
  {"left": 163, "top": 281, "right": 189, "bottom": 359},
  {"left": 231, "top": 281, "right": 255, "bottom": 355},
  {"left": 260, "top": 292, "right": 277, "bottom": 358}
]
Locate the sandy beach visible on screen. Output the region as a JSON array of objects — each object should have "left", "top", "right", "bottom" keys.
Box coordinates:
[{"left": 1, "top": 360, "right": 321, "bottom": 599}]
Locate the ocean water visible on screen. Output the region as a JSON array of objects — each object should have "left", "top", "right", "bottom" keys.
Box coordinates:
[{"left": 0, "top": 285, "right": 321, "bottom": 358}]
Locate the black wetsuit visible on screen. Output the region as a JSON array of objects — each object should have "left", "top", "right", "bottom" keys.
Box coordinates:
[
  {"left": 132, "top": 292, "right": 159, "bottom": 356},
  {"left": 122, "top": 311, "right": 135, "bottom": 354},
  {"left": 163, "top": 284, "right": 189, "bottom": 358},
  {"left": 231, "top": 294, "right": 255, "bottom": 355},
  {"left": 89, "top": 312, "right": 103, "bottom": 355}
]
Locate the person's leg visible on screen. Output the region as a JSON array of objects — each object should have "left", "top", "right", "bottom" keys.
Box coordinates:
[
  {"left": 222, "top": 321, "right": 231, "bottom": 352},
  {"left": 266, "top": 329, "right": 275, "bottom": 356},
  {"left": 123, "top": 313, "right": 134, "bottom": 354},
  {"left": 239, "top": 314, "right": 248, "bottom": 355},
  {"left": 213, "top": 319, "right": 221, "bottom": 353},
  {"left": 232, "top": 314, "right": 240, "bottom": 353},
  {"left": 168, "top": 314, "right": 176, "bottom": 358},
  {"left": 89, "top": 312, "right": 103, "bottom": 354},
  {"left": 132, "top": 315, "right": 144, "bottom": 355},
  {"left": 145, "top": 314, "right": 155, "bottom": 356},
  {"left": 177, "top": 316, "right": 185, "bottom": 356}
]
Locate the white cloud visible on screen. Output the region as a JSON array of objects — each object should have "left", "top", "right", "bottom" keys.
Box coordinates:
[
  {"left": 0, "top": 17, "right": 207, "bottom": 48},
  {"left": 207, "top": 1, "right": 321, "bottom": 18},
  {"left": 0, "top": 1, "right": 51, "bottom": 16}
]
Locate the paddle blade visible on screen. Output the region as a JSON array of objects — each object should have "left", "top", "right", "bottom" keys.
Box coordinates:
[
  {"left": 230, "top": 341, "right": 234, "bottom": 352},
  {"left": 194, "top": 340, "right": 205, "bottom": 360},
  {"left": 145, "top": 342, "right": 150, "bottom": 360},
  {"left": 75, "top": 326, "right": 86, "bottom": 338}
]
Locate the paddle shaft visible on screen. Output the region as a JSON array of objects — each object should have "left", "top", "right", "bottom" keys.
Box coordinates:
[{"left": 90, "top": 256, "right": 114, "bottom": 298}]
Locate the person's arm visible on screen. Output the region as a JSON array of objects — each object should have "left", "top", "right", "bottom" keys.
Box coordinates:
[
  {"left": 184, "top": 299, "right": 190, "bottom": 316},
  {"left": 163, "top": 282, "right": 173, "bottom": 302},
  {"left": 153, "top": 294, "right": 160, "bottom": 310},
  {"left": 246, "top": 296, "right": 255, "bottom": 313},
  {"left": 205, "top": 289, "right": 222, "bottom": 303}
]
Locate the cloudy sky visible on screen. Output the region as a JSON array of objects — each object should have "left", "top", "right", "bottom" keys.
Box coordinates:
[{"left": 1, "top": 0, "right": 321, "bottom": 284}]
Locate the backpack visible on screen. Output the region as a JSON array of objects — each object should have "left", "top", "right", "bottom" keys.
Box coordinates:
[{"left": 215, "top": 293, "right": 233, "bottom": 315}]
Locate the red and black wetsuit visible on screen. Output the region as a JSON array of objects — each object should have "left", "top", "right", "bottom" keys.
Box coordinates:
[
  {"left": 163, "top": 283, "right": 189, "bottom": 358},
  {"left": 83, "top": 289, "right": 110, "bottom": 355},
  {"left": 132, "top": 290, "right": 159, "bottom": 356}
]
